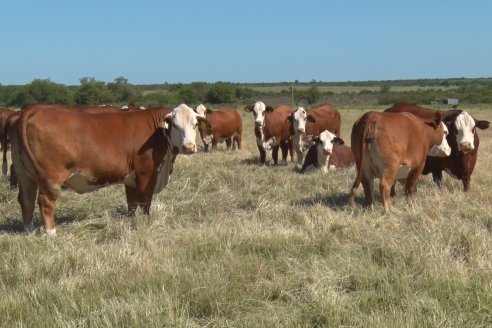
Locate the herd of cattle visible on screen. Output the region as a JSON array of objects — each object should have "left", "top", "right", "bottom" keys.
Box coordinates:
[{"left": 0, "top": 101, "right": 489, "bottom": 235}]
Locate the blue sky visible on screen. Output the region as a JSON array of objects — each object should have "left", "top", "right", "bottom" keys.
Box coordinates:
[{"left": 1, "top": 0, "right": 491, "bottom": 85}]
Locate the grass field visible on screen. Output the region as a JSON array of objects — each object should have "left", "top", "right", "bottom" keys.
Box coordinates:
[{"left": 0, "top": 104, "right": 491, "bottom": 327}]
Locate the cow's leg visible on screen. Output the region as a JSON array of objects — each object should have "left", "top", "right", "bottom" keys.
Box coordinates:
[
  {"left": 432, "top": 170, "right": 443, "bottom": 188},
  {"left": 258, "top": 145, "right": 266, "bottom": 165},
  {"left": 17, "top": 175, "right": 38, "bottom": 233},
  {"left": 361, "top": 176, "right": 375, "bottom": 208},
  {"left": 292, "top": 133, "right": 303, "bottom": 164},
  {"left": 272, "top": 145, "right": 280, "bottom": 165},
  {"left": 462, "top": 177, "right": 471, "bottom": 192},
  {"left": 405, "top": 169, "right": 423, "bottom": 203},
  {"left": 390, "top": 182, "right": 397, "bottom": 197},
  {"left": 380, "top": 170, "right": 396, "bottom": 212},
  {"left": 203, "top": 143, "right": 209, "bottom": 152},
  {"left": 37, "top": 190, "right": 58, "bottom": 235},
  {"left": 125, "top": 185, "right": 139, "bottom": 216},
  {"left": 289, "top": 138, "right": 296, "bottom": 163},
  {"left": 225, "top": 137, "right": 232, "bottom": 150},
  {"left": 280, "top": 140, "right": 289, "bottom": 165},
  {"left": 235, "top": 132, "right": 242, "bottom": 150},
  {"left": 9, "top": 164, "right": 17, "bottom": 189}
]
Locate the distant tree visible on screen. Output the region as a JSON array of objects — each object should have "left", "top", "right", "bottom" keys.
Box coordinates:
[
  {"left": 380, "top": 84, "right": 391, "bottom": 93},
  {"left": 177, "top": 85, "right": 197, "bottom": 104},
  {"left": 305, "top": 86, "right": 321, "bottom": 105},
  {"left": 108, "top": 77, "right": 141, "bottom": 104},
  {"left": 75, "top": 79, "right": 114, "bottom": 105},
  {"left": 205, "top": 82, "right": 236, "bottom": 104}
]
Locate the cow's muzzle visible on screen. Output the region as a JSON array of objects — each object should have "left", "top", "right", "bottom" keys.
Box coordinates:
[
  {"left": 459, "top": 141, "right": 474, "bottom": 153},
  {"left": 182, "top": 143, "right": 197, "bottom": 154}
]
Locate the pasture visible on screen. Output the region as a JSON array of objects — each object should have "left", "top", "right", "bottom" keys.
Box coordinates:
[{"left": 0, "top": 104, "right": 491, "bottom": 327}]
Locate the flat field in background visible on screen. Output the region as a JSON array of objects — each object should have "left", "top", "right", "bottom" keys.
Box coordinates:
[{"left": 0, "top": 104, "right": 491, "bottom": 327}]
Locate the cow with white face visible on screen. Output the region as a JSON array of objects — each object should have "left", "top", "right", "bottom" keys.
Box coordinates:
[
  {"left": 454, "top": 111, "right": 477, "bottom": 153},
  {"left": 300, "top": 130, "right": 346, "bottom": 173},
  {"left": 195, "top": 104, "right": 207, "bottom": 118},
  {"left": 166, "top": 104, "right": 212, "bottom": 155},
  {"left": 244, "top": 101, "right": 268, "bottom": 163},
  {"left": 428, "top": 122, "right": 451, "bottom": 157}
]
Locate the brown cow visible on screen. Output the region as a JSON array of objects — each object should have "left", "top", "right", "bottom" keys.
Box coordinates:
[
  {"left": 300, "top": 130, "right": 354, "bottom": 173},
  {"left": 195, "top": 104, "right": 242, "bottom": 151},
  {"left": 261, "top": 105, "right": 296, "bottom": 165},
  {"left": 349, "top": 111, "right": 451, "bottom": 212},
  {"left": 0, "top": 107, "right": 16, "bottom": 175},
  {"left": 5, "top": 104, "right": 125, "bottom": 189},
  {"left": 244, "top": 101, "right": 295, "bottom": 165},
  {"left": 8, "top": 104, "right": 211, "bottom": 235},
  {"left": 289, "top": 103, "right": 341, "bottom": 164},
  {"left": 385, "top": 102, "right": 490, "bottom": 191}
]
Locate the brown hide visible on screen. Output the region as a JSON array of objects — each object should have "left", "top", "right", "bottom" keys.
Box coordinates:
[
  {"left": 198, "top": 107, "right": 242, "bottom": 151},
  {"left": 9, "top": 106, "right": 175, "bottom": 232},
  {"left": 329, "top": 144, "right": 355, "bottom": 168},
  {"left": 304, "top": 103, "right": 341, "bottom": 137},
  {"left": 385, "top": 102, "right": 490, "bottom": 191},
  {"left": 0, "top": 107, "right": 16, "bottom": 176},
  {"left": 349, "top": 111, "right": 445, "bottom": 212}
]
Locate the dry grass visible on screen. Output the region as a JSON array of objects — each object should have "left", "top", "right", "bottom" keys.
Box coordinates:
[{"left": 0, "top": 104, "right": 491, "bottom": 327}]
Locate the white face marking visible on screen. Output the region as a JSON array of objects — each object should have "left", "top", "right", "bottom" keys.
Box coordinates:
[
  {"left": 292, "top": 107, "right": 308, "bottom": 133},
  {"left": 195, "top": 104, "right": 207, "bottom": 118},
  {"left": 252, "top": 101, "right": 266, "bottom": 127},
  {"left": 428, "top": 122, "right": 451, "bottom": 157},
  {"left": 454, "top": 111, "right": 475, "bottom": 152},
  {"left": 167, "top": 104, "right": 199, "bottom": 154},
  {"left": 316, "top": 130, "right": 337, "bottom": 172}
]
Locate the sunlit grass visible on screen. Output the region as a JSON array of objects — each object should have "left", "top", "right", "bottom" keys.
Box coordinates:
[{"left": 0, "top": 104, "right": 491, "bottom": 327}]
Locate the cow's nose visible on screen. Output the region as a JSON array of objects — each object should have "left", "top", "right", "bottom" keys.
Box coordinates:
[
  {"left": 324, "top": 149, "right": 332, "bottom": 155},
  {"left": 182, "top": 143, "right": 196, "bottom": 154},
  {"left": 255, "top": 121, "right": 262, "bottom": 127},
  {"left": 297, "top": 127, "right": 305, "bottom": 133},
  {"left": 459, "top": 141, "right": 473, "bottom": 153}
]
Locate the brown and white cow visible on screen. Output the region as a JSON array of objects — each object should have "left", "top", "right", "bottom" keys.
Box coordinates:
[
  {"left": 300, "top": 130, "right": 354, "bottom": 173},
  {"left": 288, "top": 103, "right": 341, "bottom": 164},
  {"left": 349, "top": 111, "right": 451, "bottom": 212},
  {"left": 244, "top": 101, "right": 295, "bottom": 165},
  {"left": 194, "top": 104, "right": 242, "bottom": 151},
  {"left": 385, "top": 102, "right": 490, "bottom": 191},
  {"left": 8, "top": 104, "right": 211, "bottom": 235}
]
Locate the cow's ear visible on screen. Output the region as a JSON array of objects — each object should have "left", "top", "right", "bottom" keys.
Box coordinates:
[
  {"left": 313, "top": 136, "right": 321, "bottom": 144},
  {"left": 475, "top": 119, "right": 490, "bottom": 130},
  {"left": 287, "top": 113, "right": 293, "bottom": 122},
  {"left": 163, "top": 114, "right": 173, "bottom": 133},
  {"left": 307, "top": 115, "right": 316, "bottom": 123},
  {"left": 432, "top": 111, "right": 442, "bottom": 128},
  {"left": 332, "top": 137, "right": 344, "bottom": 145},
  {"left": 205, "top": 108, "right": 213, "bottom": 115},
  {"left": 244, "top": 105, "right": 253, "bottom": 112},
  {"left": 265, "top": 106, "right": 274, "bottom": 113},
  {"left": 197, "top": 116, "right": 212, "bottom": 130}
]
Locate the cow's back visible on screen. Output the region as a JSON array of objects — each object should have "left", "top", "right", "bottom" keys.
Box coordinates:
[
  {"left": 207, "top": 108, "right": 242, "bottom": 136},
  {"left": 307, "top": 103, "right": 341, "bottom": 136},
  {"left": 329, "top": 144, "right": 355, "bottom": 168},
  {"left": 264, "top": 105, "right": 293, "bottom": 141}
]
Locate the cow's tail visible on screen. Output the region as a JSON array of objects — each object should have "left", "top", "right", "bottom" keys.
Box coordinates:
[
  {"left": 18, "top": 109, "right": 51, "bottom": 191},
  {"left": 1, "top": 119, "right": 10, "bottom": 176},
  {"left": 349, "top": 116, "right": 373, "bottom": 207}
]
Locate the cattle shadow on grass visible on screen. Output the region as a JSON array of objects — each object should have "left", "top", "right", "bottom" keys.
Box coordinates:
[
  {"left": 0, "top": 219, "right": 24, "bottom": 234},
  {"left": 291, "top": 192, "right": 365, "bottom": 211}
]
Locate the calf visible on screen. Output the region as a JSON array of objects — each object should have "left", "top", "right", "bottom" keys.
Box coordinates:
[
  {"left": 289, "top": 103, "right": 341, "bottom": 164},
  {"left": 385, "top": 102, "right": 490, "bottom": 191},
  {"left": 349, "top": 111, "right": 451, "bottom": 212},
  {"left": 195, "top": 104, "right": 242, "bottom": 151},
  {"left": 300, "top": 130, "right": 353, "bottom": 173}
]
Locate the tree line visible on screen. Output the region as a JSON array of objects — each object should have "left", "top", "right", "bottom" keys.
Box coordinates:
[{"left": 0, "top": 77, "right": 491, "bottom": 108}]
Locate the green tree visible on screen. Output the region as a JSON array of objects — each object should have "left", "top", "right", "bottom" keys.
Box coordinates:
[
  {"left": 205, "top": 82, "right": 236, "bottom": 104},
  {"left": 108, "top": 77, "right": 141, "bottom": 104},
  {"left": 75, "top": 79, "right": 114, "bottom": 105},
  {"left": 177, "top": 85, "right": 197, "bottom": 104}
]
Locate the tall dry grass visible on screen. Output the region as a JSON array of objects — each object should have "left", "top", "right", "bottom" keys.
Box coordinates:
[{"left": 0, "top": 104, "right": 491, "bottom": 327}]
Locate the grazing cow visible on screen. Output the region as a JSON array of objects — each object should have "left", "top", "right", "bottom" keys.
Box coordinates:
[
  {"left": 300, "top": 130, "right": 354, "bottom": 173},
  {"left": 349, "top": 111, "right": 451, "bottom": 212},
  {"left": 244, "top": 101, "right": 295, "bottom": 165},
  {"left": 0, "top": 107, "right": 16, "bottom": 175},
  {"left": 385, "top": 102, "right": 490, "bottom": 191},
  {"left": 194, "top": 104, "right": 242, "bottom": 151},
  {"left": 8, "top": 104, "right": 211, "bottom": 235},
  {"left": 289, "top": 103, "right": 341, "bottom": 164}
]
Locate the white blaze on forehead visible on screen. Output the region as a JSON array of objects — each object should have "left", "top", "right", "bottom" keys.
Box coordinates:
[
  {"left": 454, "top": 111, "right": 475, "bottom": 150},
  {"left": 428, "top": 122, "right": 451, "bottom": 157},
  {"left": 196, "top": 104, "right": 207, "bottom": 117},
  {"left": 293, "top": 107, "right": 308, "bottom": 132},
  {"left": 170, "top": 104, "right": 198, "bottom": 152},
  {"left": 253, "top": 101, "right": 266, "bottom": 126},
  {"left": 317, "top": 130, "right": 337, "bottom": 152}
]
